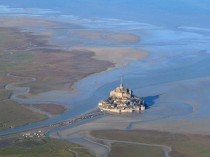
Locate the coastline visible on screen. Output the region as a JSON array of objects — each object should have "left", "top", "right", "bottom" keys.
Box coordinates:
[
  {"left": 0, "top": 16, "right": 149, "bottom": 134},
  {"left": 1, "top": 2, "right": 210, "bottom": 157},
  {"left": 72, "top": 47, "right": 148, "bottom": 68},
  {"left": 1, "top": 13, "right": 210, "bottom": 137}
]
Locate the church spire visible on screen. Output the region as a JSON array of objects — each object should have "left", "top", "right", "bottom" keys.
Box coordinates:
[{"left": 120, "top": 77, "right": 123, "bottom": 88}]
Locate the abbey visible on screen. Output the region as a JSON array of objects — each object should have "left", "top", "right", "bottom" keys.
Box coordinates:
[{"left": 98, "top": 79, "right": 146, "bottom": 113}]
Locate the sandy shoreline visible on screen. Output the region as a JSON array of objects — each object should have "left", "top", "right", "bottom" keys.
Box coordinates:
[
  {"left": 0, "top": 11, "right": 210, "bottom": 157},
  {"left": 0, "top": 16, "right": 149, "bottom": 133},
  {"left": 0, "top": 16, "right": 148, "bottom": 94},
  {"left": 72, "top": 46, "right": 148, "bottom": 68},
  {"left": 1, "top": 2, "right": 210, "bottom": 157}
]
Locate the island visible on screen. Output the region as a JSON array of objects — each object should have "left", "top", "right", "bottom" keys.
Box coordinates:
[{"left": 98, "top": 79, "right": 146, "bottom": 113}]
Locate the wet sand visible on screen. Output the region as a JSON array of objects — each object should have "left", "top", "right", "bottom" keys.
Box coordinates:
[
  {"left": 22, "top": 104, "right": 67, "bottom": 118},
  {"left": 72, "top": 47, "right": 148, "bottom": 68},
  {"left": 0, "top": 16, "right": 150, "bottom": 135},
  {"left": 41, "top": 16, "right": 210, "bottom": 157},
  {"left": 1, "top": 9, "right": 210, "bottom": 151},
  {"left": 1, "top": 15, "right": 210, "bottom": 135},
  {"left": 70, "top": 30, "right": 140, "bottom": 44},
  {"left": 0, "top": 2, "right": 210, "bottom": 157}
]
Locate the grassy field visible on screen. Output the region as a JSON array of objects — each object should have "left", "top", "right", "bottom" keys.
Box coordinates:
[
  {"left": 0, "top": 18, "right": 112, "bottom": 131},
  {"left": 92, "top": 130, "right": 210, "bottom": 157},
  {"left": 0, "top": 100, "right": 46, "bottom": 131},
  {"left": 0, "top": 138, "right": 93, "bottom": 157},
  {"left": 0, "top": 90, "right": 11, "bottom": 101},
  {"left": 108, "top": 143, "right": 163, "bottom": 157},
  {"left": 35, "top": 104, "right": 67, "bottom": 116},
  {"left": 0, "top": 88, "right": 46, "bottom": 131},
  {"left": 0, "top": 25, "right": 112, "bottom": 94}
]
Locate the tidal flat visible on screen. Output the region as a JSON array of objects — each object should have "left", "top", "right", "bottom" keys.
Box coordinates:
[
  {"left": 91, "top": 130, "right": 210, "bottom": 157},
  {"left": 43, "top": 15, "right": 210, "bottom": 157},
  {"left": 0, "top": 4, "right": 210, "bottom": 157},
  {"left": 0, "top": 16, "right": 148, "bottom": 133}
]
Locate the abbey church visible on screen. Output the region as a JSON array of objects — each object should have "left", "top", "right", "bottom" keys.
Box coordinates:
[{"left": 98, "top": 79, "right": 146, "bottom": 113}]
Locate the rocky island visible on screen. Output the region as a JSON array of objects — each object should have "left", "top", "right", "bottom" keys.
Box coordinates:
[{"left": 98, "top": 79, "right": 146, "bottom": 113}]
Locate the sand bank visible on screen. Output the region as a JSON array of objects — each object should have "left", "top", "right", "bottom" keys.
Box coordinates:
[
  {"left": 70, "top": 30, "right": 140, "bottom": 44},
  {"left": 0, "top": 16, "right": 80, "bottom": 28},
  {"left": 71, "top": 47, "right": 148, "bottom": 68}
]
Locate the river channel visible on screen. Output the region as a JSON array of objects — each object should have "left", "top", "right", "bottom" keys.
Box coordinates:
[{"left": 1, "top": 16, "right": 210, "bottom": 136}]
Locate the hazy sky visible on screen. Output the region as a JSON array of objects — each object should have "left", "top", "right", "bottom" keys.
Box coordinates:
[{"left": 0, "top": 0, "right": 209, "bottom": 28}]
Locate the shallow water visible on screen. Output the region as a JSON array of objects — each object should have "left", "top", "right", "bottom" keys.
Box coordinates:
[
  {"left": 1, "top": 1, "right": 210, "bottom": 135},
  {"left": 2, "top": 25, "right": 210, "bottom": 135},
  {"left": 1, "top": 0, "right": 210, "bottom": 28}
]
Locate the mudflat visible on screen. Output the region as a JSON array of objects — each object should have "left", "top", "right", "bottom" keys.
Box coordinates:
[
  {"left": 73, "top": 46, "right": 148, "bottom": 67},
  {"left": 0, "top": 19, "right": 111, "bottom": 129},
  {"left": 92, "top": 130, "right": 210, "bottom": 157},
  {"left": 0, "top": 16, "right": 148, "bottom": 130},
  {"left": 0, "top": 26, "right": 113, "bottom": 94}
]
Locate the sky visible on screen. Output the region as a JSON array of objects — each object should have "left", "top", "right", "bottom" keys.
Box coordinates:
[{"left": 0, "top": 0, "right": 209, "bottom": 28}]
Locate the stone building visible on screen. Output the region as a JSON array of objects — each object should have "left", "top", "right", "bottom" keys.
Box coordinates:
[
  {"left": 98, "top": 79, "right": 146, "bottom": 113},
  {"left": 110, "top": 80, "right": 132, "bottom": 99}
]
